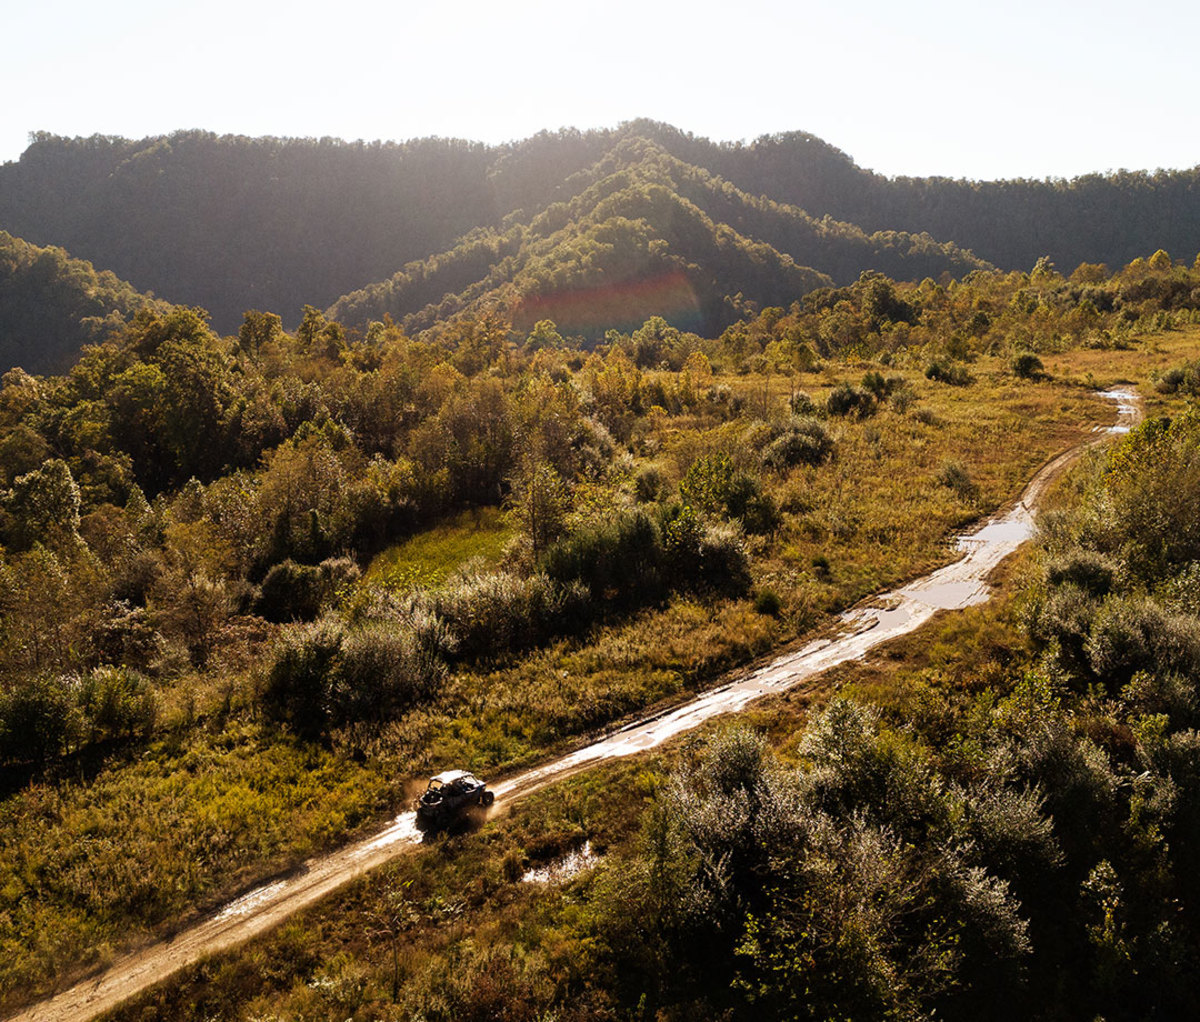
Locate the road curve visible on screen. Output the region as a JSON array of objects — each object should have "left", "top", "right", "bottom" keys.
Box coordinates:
[{"left": 6, "top": 390, "right": 1141, "bottom": 1022}]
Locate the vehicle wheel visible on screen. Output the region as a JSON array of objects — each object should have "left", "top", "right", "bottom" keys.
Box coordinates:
[{"left": 482, "top": 791, "right": 495, "bottom": 807}]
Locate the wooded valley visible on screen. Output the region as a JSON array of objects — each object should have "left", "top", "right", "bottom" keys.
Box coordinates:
[{"left": 2, "top": 123, "right": 1200, "bottom": 1021}]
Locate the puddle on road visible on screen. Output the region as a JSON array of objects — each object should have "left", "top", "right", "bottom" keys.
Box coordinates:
[
  {"left": 215, "top": 880, "right": 290, "bottom": 921},
  {"left": 1099, "top": 389, "right": 1139, "bottom": 433}
]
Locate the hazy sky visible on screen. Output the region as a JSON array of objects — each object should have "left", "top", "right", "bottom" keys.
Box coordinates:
[{"left": 5, "top": 0, "right": 1198, "bottom": 180}]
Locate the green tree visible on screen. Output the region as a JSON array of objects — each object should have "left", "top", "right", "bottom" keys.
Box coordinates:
[
  {"left": 4, "top": 458, "right": 81, "bottom": 551},
  {"left": 507, "top": 459, "right": 571, "bottom": 560}
]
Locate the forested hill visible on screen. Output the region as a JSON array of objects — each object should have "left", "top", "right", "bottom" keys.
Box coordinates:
[
  {"left": 2, "top": 122, "right": 1198, "bottom": 345},
  {"left": 0, "top": 128, "right": 984, "bottom": 341},
  {"left": 327, "top": 138, "right": 986, "bottom": 340},
  {"left": 702, "top": 133, "right": 1200, "bottom": 275},
  {"left": 0, "top": 231, "right": 163, "bottom": 374}
]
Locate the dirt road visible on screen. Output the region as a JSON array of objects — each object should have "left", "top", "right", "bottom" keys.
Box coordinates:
[{"left": 6, "top": 390, "right": 1140, "bottom": 1022}]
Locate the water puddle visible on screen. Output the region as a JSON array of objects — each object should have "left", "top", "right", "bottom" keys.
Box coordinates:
[
  {"left": 214, "top": 880, "right": 290, "bottom": 921},
  {"left": 520, "top": 841, "right": 599, "bottom": 884},
  {"left": 1098, "top": 389, "right": 1138, "bottom": 433}
]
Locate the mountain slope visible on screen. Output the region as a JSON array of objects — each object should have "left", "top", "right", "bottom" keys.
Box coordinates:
[
  {"left": 0, "top": 231, "right": 163, "bottom": 374},
  {"left": 328, "top": 139, "right": 988, "bottom": 339},
  {"left": 0, "top": 132, "right": 505, "bottom": 333},
  {"left": 4, "top": 123, "right": 1198, "bottom": 352}
]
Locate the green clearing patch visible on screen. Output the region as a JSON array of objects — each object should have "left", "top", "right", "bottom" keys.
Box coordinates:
[{"left": 363, "top": 508, "right": 513, "bottom": 592}]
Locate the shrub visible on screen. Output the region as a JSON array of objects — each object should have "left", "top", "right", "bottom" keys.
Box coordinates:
[
  {"left": 432, "top": 570, "right": 590, "bottom": 659},
  {"left": 260, "top": 618, "right": 346, "bottom": 738},
  {"left": 92, "top": 600, "right": 165, "bottom": 671},
  {"left": 1011, "top": 352, "right": 1045, "bottom": 379},
  {"left": 634, "top": 465, "right": 665, "bottom": 503},
  {"left": 926, "top": 361, "right": 973, "bottom": 386},
  {"left": 543, "top": 509, "right": 665, "bottom": 609},
  {"left": 936, "top": 460, "right": 976, "bottom": 500},
  {"left": 258, "top": 560, "right": 327, "bottom": 622},
  {"left": 789, "top": 390, "right": 816, "bottom": 415},
  {"left": 1045, "top": 550, "right": 1117, "bottom": 597},
  {"left": 333, "top": 622, "right": 447, "bottom": 723},
  {"left": 762, "top": 417, "right": 834, "bottom": 470},
  {"left": 889, "top": 386, "right": 917, "bottom": 413},
  {"left": 258, "top": 557, "right": 360, "bottom": 622},
  {"left": 695, "top": 522, "right": 752, "bottom": 596},
  {"left": 861, "top": 371, "right": 905, "bottom": 400},
  {"left": 826, "top": 382, "right": 876, "bottom": 418},
  {"left": 680, "top": 454, "right": 779, "bottom": 534},
  {"left": 77, "top": 666, "right": 158, "bottom": 743},
  {"left": 0, "top": 675, "right": 83, "bottom": 763},
  {"left": 1087, "top": 594, "right": 1200, "bottom": 689},
  {"left": 260, "top": 609, "right": 457, "bottom": 736},
  {"left": 656, "top": 502, "right": 751, "bottom": 595},
  {"left": 1030, "top": 583, "right": 1100, "bottom": 678},
  {"left": 754, "top": 588, "right": 782, "bottom": 616},
  {"left": 1153, "top": 358, "right": 1200, "bottom": 395}
]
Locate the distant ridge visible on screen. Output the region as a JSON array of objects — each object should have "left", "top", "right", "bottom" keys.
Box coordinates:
[{"left": 1, "top": 121, "right": 1198, "bottom": 358}]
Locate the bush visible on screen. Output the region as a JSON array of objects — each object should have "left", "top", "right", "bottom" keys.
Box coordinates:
[
  {"left": 1030, "top": 583, "right": 1100, "bottom": 678},
  {"left": 543, "top": 509, "right": 665, "bottom": 609},
  {"left": 936, "top": 460, "right": 976, "bottom": 500},
  {"left": 695, "top": 522, "right": 752, "bottom": 596},
  {"left": 1087, "top": 594, "right": 1200, "bottom": 689},
  {"left": 826, "top": 382, "right": 876, "bottom": 418},
  {"left": 634, "top": 465, "right": 665, "bottom": 503},
  {"left": 789, "top": 390, "right": 816, "bottom": 415},
  {"left": 1153, "top": 358, "right": 1200, "bottom": 395},
  {"left": 431, "top": 570, "right": 590, "bottom": 659},
  {"left": 861, "top": 371, "right": 905, "bottom": 400},
  {"left": 762, "top": 417, "right": 834, "bottom": 470},
  {"left": 660, "top": 503, "right": 751, "bottom": 595},
  {"left": 258, "top": 560, "right": 326, "bottom": 622},
  {"left": 1011, "top": 352, "right": 1045, "bottom": 379},
  {"left": 926, "top": 360, "right": 973, "bottom": 386},
  {"left": 260, "top": 610, "right": 455, "bottom": 736},
  {"left": 754, "top": 588, "right": 782, "bottom": 616},
  {"left": 258, "top": 557, "right": 361, "bottom": 622},
  {"left": 0, "top": 675, "right": 82, "bottom": 763},
  {"left": 332, "top": 622, "right": 447, "bottom": 722},
  {"left": 889, "top": 386, "right": 917, "bottom": 413},
  {"left": 1045, "top": 550, "right": 1117, "bottom": 597},
  {"left": 260, "top": 618, "right": 346, "bottom": 738},
  {"left": 680, "top": 454, "right": 779, "bottom": 534},
  {"left": 77, "top": 666, "right": 158, "bottom": 743}
]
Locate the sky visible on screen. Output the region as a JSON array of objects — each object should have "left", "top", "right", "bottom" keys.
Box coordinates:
[{"left": 5, "top": 0, "right": 1199, "bottom": 181}]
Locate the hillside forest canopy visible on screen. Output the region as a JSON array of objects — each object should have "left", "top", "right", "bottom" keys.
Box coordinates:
[{"left": 3, "top": 121, "right": 1200, "bottom": 370}]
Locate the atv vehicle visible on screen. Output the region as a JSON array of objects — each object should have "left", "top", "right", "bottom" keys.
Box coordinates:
[{"left": 415, "top": 770, "right": 494, "bottom": 828}]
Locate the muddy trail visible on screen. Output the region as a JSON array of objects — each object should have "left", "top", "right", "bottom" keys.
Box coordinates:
[{"left": 7, "top": 391, "right": 1140, "bottom": 1022}]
